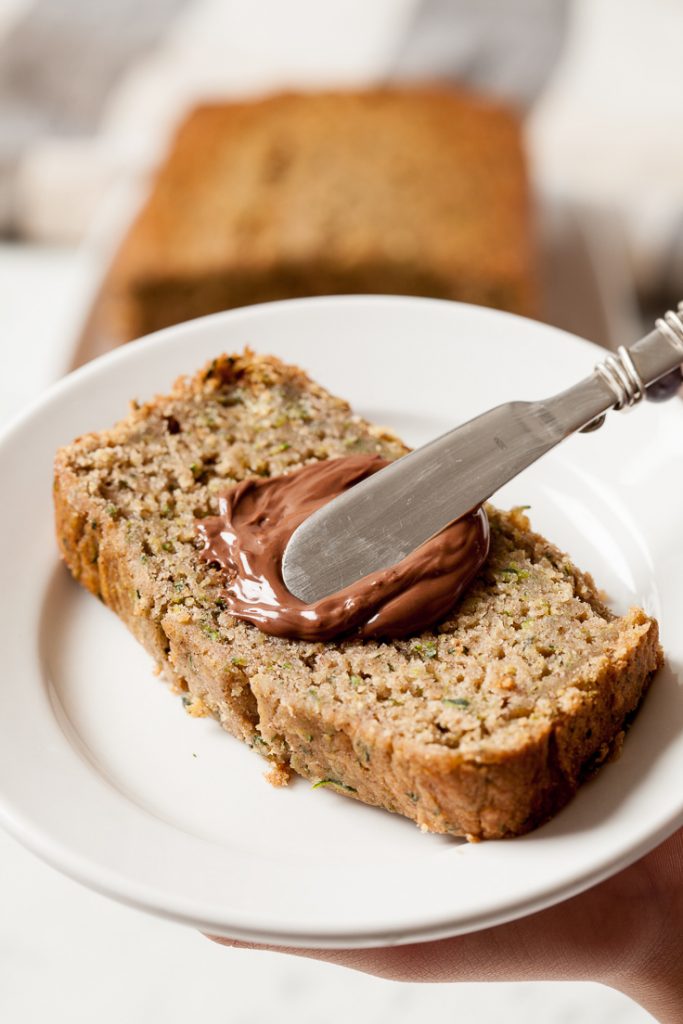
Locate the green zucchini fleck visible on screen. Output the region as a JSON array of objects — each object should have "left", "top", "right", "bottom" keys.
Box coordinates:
[
  {"left": 501, "top": 565, "right": 530, "bottom": 581},
  {"left": 312, "top": 778, "right": 357, "bottom": 793}
]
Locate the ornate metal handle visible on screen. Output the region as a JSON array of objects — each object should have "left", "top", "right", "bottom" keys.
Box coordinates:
[{"left": 581, "top": 303, "right": 683, "bottom": 431}]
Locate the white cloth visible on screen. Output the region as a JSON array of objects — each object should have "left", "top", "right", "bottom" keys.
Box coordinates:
[
  {"left": 1, "top": 0, "right": 682, "bottom": 304},
  {"left": 0, "top": 0, "right": 565, "bottom": 240}
]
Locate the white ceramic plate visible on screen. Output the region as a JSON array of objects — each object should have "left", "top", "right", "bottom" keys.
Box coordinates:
[{"left": 1, "top": 296, "right": 682, "bottom": 948}]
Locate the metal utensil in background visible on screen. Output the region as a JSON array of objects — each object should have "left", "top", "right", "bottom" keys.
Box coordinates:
[{"left": 282, "top": 304, "right": 683, "bottom": 604}]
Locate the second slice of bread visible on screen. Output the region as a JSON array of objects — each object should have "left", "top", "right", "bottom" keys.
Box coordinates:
[{"left": 54, "top": 352, "right": 661, "bottom": 839}]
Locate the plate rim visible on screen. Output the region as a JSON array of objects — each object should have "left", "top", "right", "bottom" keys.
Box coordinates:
[{"left": 0, "top": 292, "right": 607, "bottom": 450}]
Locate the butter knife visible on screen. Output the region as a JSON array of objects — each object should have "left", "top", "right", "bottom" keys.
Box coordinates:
[{"left": 282, "top": 305, "right": 683, "bottom": 603}]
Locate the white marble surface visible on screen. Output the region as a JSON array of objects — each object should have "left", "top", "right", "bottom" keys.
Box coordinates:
[{"left": 0, "top": 245, "right": 654, "bottom": 1023}]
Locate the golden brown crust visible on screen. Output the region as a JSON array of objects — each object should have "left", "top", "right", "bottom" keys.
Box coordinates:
[
  {"left": 249, "top": 609, "right": 660, "bottom": 839},
  {"left": 99, "top": 87, "right": 537, "bottom": 342},
  {"left": 53, "top": 351, "right": 661, "bottom": 839}
]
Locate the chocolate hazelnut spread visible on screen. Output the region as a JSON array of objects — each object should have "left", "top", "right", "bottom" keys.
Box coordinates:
[{"left": 197, "top": 455, "right": 489, "bottom": 642}]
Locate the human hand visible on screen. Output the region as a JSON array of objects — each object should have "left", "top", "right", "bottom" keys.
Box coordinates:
[{"left": 211, "top": 828, "right": 683, "bottom": 1023}]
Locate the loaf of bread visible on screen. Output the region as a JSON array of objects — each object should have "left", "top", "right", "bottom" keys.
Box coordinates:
[
  {"left": 103, "top": 88, "right": 537, "bottom": 343},
  {"left": 53, "top": 352, "right": 661, "bottom": 840}
]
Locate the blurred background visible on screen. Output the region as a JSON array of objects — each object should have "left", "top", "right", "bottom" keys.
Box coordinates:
[{"left": 1, "top": 1, "right": 681, "bottom": 1021}]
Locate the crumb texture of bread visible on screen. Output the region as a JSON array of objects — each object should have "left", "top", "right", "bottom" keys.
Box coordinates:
[
  {"left": 54, "top": 351, "right": 662, "bottom": 840},
  {"left": 101, "top": 87, "right": 536, "bottom": 343}
]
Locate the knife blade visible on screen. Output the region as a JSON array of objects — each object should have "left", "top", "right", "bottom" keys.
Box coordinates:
[{"left": 282, "top": 311, "right": 683, "bottom": 604}]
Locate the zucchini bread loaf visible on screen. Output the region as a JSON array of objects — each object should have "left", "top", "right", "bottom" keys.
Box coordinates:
[
  {"left": 53, "top": 352, "right": 661, "bottom": 840},
  {"left": 102, "top": 87, "right": 536, "bottom": 344}
]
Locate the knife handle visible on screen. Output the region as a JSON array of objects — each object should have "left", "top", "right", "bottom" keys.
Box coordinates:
[{"left": 578, "top": 303, "right": 683, "bottom": 432}]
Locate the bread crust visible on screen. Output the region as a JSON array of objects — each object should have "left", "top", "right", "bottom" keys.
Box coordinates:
[
  {"left": 249, "top": 607, "right": 659, "bottom": 839},
  {"left": 54, "top": 352, "right": 661, "bottom": 839}
]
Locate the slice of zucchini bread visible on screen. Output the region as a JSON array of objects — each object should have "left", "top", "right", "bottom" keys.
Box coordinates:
[{"left": 53, "top": 351, "right": 661, "bottom": 840}]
